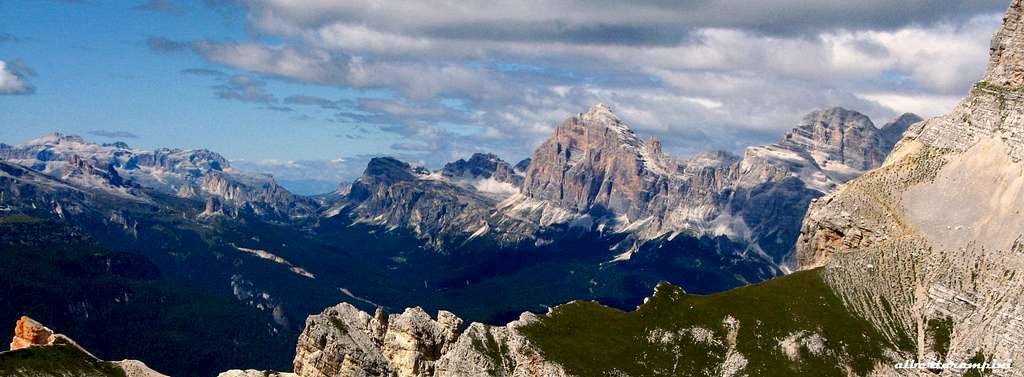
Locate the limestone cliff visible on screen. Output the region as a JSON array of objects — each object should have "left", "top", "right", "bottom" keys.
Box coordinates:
[{"left": 798, "top": 0, "right": 1024, "bottom": 374}]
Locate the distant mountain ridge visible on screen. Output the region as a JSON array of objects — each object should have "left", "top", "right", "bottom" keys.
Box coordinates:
[{"left": 0, "top": 133, "right": 315, "bottom": 219}]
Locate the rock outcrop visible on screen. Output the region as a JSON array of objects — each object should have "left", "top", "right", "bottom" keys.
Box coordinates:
[
  {"left": 798, "top": 0, "right": 1024, "bottom": 373},
  {"left": 290, "top": 303, "right": 468, "bottom": 377},
  {"left": 3, "top": 316, "right": 166, "bottom": 377},
  {"left": 10, "top": 316, "right": 59, "bottom": 351},
  {"left": 224, "top": 303, "right": 568, "bottom": 377}
]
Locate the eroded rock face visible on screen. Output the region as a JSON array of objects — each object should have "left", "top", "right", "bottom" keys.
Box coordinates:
[
  {"left": 284, "top": 304, "right": 567, "bottom": 377},
  {"left": 293, "top": 303, "right": 466, "bottom": 377},
  {"left": 10, "top": 316, "right": 55, "bottom": 351},
  {"left": 522, "top": 103, "right": 657, "bottom": 217},
  {"left": 798, "top": 0, "right": 1024, "bottom": 369},
  {"left": 781, "top": 108, "right": 886, "bottom": 171},
  {"left": 434, "top": 314, "right": 568, "bottom": 377}
]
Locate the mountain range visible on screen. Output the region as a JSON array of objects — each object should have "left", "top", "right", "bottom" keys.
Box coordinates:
[
  {"left": 207, "top": 1, "right": 1024, "bottom": 376},
  {"left": 0, "top": 102, "right": 916, "bottom": 375}
]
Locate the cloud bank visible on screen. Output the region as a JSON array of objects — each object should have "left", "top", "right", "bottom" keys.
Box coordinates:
[{"left": 156, "top": 0, "right": 1009, "bottom": 169}]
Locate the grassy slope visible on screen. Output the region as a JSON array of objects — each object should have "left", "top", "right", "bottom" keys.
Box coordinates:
[
  {"left": 521, "top": 269, "right": 898, "bottom": 377},
  {"left": 0, "top": 345, "right": 126, "bottom": 377}
]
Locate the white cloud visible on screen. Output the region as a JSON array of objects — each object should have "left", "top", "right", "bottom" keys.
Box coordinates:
[
  {"left": 178, "top": 1, "right": 1007, "bottom": 169},
  {"left": 856, "top": 93, "right": 962, "bottom": 118},
  {"left": 0, "top": 60, "right": 33, "bottom": 95}
]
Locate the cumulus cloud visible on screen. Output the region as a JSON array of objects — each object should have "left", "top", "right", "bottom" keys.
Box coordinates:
[
  {"left": 0, "top": 60, "right": 34, "bottom": 95},
  {"left": 171, "top": 0, "right": 1010, "bottom": 168},
  {"left": 243, "top": 0, "right": 1006, "bottom": 40}
]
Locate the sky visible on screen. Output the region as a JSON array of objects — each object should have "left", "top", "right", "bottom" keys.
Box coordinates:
[{"left": 0, "top": 0, "right": 1011, "bottom": 193}]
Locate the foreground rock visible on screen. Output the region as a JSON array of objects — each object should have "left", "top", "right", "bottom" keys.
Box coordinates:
[
  {"left": 1, "top": 316, "right": 166, "bottom": 377},
  {"left": 798, "top": 0, "right": 1024, "bottom": 373},
  {"left": 221, "top": 302, "right": 569, "bottom": 377},
  {"left": 232, "top": 268, "right": 907, "bottom": 377}
]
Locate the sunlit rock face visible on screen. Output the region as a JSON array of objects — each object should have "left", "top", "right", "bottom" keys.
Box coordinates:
[
  {"left": 291, "top": 303, "right": 475, "bottom": 377},
  {"left": 251, "top": 302, "right": 566, "bottom": 377},
  {"left": 512, "top": 103, "right": 913, "bottom": 268},
  {"left": 799, "top": 0, "right": 1024, "bottom": 368}
]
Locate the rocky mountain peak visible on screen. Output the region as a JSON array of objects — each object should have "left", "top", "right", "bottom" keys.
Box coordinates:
[
  {"left": 439, "top": 152, "right": 522, "bottom": 190},
  {"left": 879, "top": 112, "right": 922, "bottom": 149},
  {"left": 796, "top": 107, "right": 876, "bottom": 134},
  {"left": 522, "top": 103, "right": 653, "bottom": 215},
  {"left": 881, "top": 113, "right": 923, "bottom": 131},
  {"left": 513, "top": 158, "right": 531, "bottom": 172},
  {"left": 577, "top": 103, "right": 642, "bottom": 147},
  {"left": 581, "top": 102, "right": 616, "bottom": 120},
  {"left": 781, "top": 107, "right": 884, "bottom": 170},
  {"left": 347, "top": 157, "right": 426, "bottom": 202},
  {"left": 361, "top": 157, "right": 422, "bottom": 183},
  {"left": 985, "top": 0, "right": 1024, "bottom": 87}
]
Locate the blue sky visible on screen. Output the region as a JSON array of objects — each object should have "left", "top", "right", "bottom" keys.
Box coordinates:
[
  {"left": 0, "top": 1, "right": 397, "bottom": 164},
  {"left": 0, "top": 0, "right": 1011, "bottom": 190}
]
